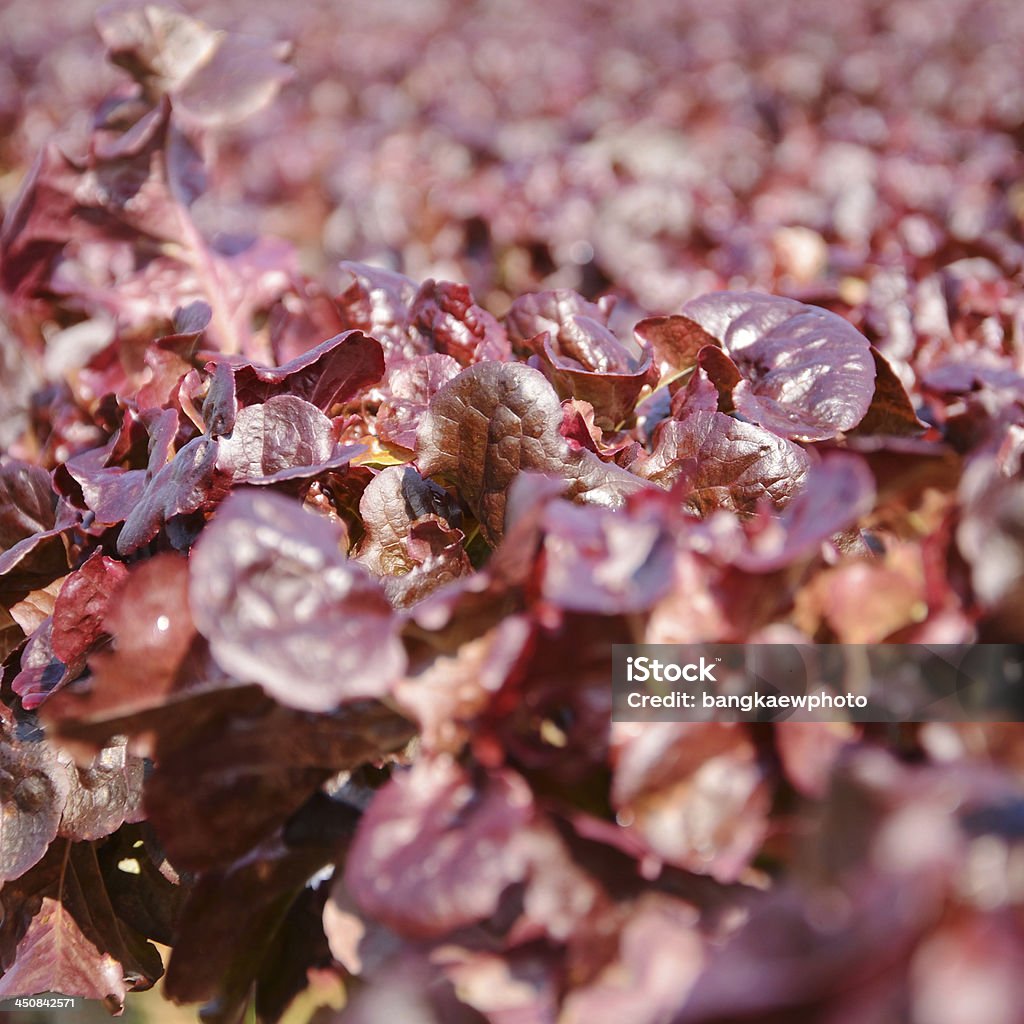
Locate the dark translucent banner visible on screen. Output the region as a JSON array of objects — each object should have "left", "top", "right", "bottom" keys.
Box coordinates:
[{"left": 611, "top": 645, "right": 1024, "bottom": 722}]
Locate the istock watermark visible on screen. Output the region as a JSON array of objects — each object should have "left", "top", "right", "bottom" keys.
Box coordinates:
[
  {"left": 625, "top": 655, "right": 719, "bottom": 683},
  {"left": 612, "top": 644, "right": 1024, "bottom": 723}
]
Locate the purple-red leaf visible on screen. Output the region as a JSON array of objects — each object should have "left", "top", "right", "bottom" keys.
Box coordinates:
[
  {"left": 634, "top": 314, "right": 721, "bottom": 382},
  {"left": 411, "top": 279, "right": 510, "bottom": 365},
  {"left": 0, "top": 532, "right": 69, "bottom": 608},
  {"left": 0, "top": 724, "right": 144, "bottom": 881},
  {"left": 0, "top": 723, "right": 70, "bottom": 882},
  {"left": 96, "top": 3, "right": 293, "bottom": 127},
  {"left": 636, "top": 411, "right": 810, "bottom": 514},
  {"left": 357, "top": 466, "right": 460, "bottom": 577},
  {"left": 377, "top": 353, "right": 462, "bottom": 452},
  {"left": 58, "top": 738, "right": 145, "bottom": 843},
  {"left": 60, "top": 412, "right": 153, "bottom": 526},
  {"left": 394, "top": 616, "right": 532, "bottom": 754},
  {"left": 0, "top": 841, "right": 161, "bottom": 1008},
  {"left": 41, "top": 554, "right": 200, "bottom": 748},
  {"left": 344, "top": 756, "right": 535, "bottom": 938},
  {"left": 561, "top": 895, "right": 704, "bottom": 1024},
  {"left": 679, "top": 292, "right": 876, "bottom": 441},
  {"left": 416, "top": 362, "right": 649, "bottom": 544},
  {"left": 0, "top": 462, "right": 56, "bottom": 550},
  {"left": 670, "top": 346, "right": 742, "bottom": 418},
  {"left": 505, "top": 289, "right": 615, "bottom": 350},
  {"left": 230, "top": 330, "right": 384, "bottom": 411},
  {"left": 734, "top": 453, "right": 876, "bottom": 571},
  {"left": 145, "top": 700, "right": 413, "bottom": 872},
  {"left": 189, "top": 490, "right": 405, "bottom": 711},
  {"left": 1, "top": 101, "right": 205, "bottom": 293},
  {"left": 533, "top": 316, "right": 656, "bottom": 428},
  {"left": 216, "top": 394, "right": 358, "bottom": 484},
  {"left": 10, "top": 617, "right": 68, "bottom": 710},
  {"left": 117, "top": 435, "right": 228, "bottom": 555},
  {"left": 51, "top": 552, "right": 130, "bottom": 666},
  {"left": 336, "top": 262, "right": 422, "bottom": 361},
  {"left": 612, "top": 722, "right": 771, "bottom": 881},
  {"left": 382, "top": 517, "right": 473, "bottom": 609},
  {"left": 356, "top": 466, "right": 471, "bottom": 607},
  {"left": 164, "top": 838, "right": 342, "bottom": 1010},
  {"left": 200, "top": 358, "right": 237, "bottom": 437},
  {"left": 852, "top": 346, "right": 928, "bottom": 437},
  {"left": 540, "top": 500, "right": 675, "bottom": 614}
]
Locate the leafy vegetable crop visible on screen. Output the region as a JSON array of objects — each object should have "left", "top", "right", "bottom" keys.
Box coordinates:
[{"left": 2, "top": 2, "right": 1024, "bottom": 1021}]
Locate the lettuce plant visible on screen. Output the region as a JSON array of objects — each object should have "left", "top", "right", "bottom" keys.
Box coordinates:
[{"left": 2, "top": 4, "right": 1023, "bottom": 1021}]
